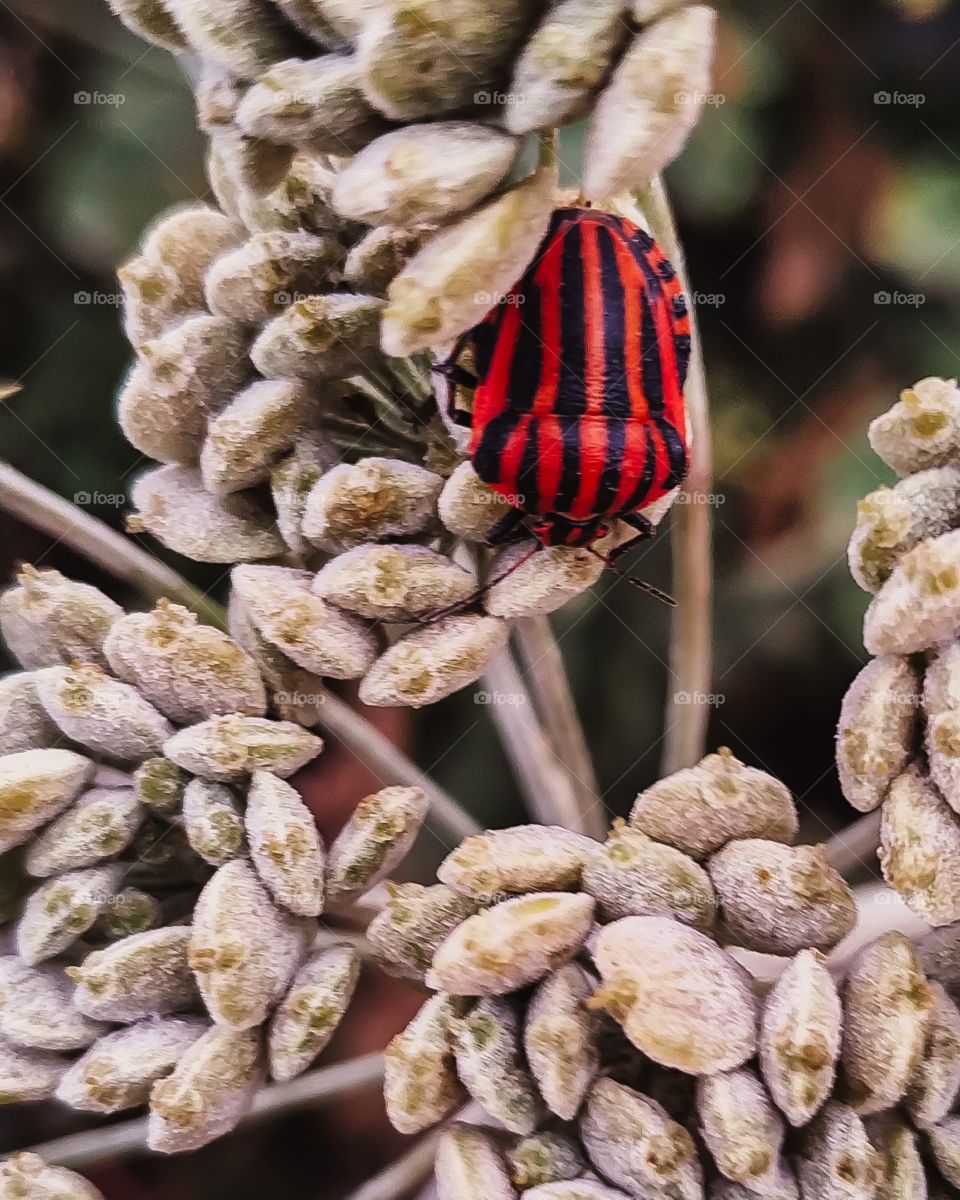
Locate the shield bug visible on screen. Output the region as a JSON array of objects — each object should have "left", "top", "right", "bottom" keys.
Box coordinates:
[{"left": 435, "top": 206, "right": 691, "bottom": 569}]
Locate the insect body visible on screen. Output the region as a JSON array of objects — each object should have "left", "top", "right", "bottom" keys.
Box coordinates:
[{"left": 437, "top": 206, "right": 691, "bottom": 551}]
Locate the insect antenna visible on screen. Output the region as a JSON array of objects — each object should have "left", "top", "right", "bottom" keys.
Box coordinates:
[
  {"left": 418, "top": 542, "right": 541, "bottom": 626},
  {"left": 586, "top": 547, "right": 677, "bottom": 608}
]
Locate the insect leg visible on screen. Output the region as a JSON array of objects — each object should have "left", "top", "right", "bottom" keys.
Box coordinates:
[
  {"left": 609, "top": 511, "right": 656, "bottom": 560},
  {"left": 485, "top": 507, "right": 526, "bottom": 545}
]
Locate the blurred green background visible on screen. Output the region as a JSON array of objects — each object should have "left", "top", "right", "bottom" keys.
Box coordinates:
[{"left": 0, "top": 0, "right": 957, "bottom": 1191}]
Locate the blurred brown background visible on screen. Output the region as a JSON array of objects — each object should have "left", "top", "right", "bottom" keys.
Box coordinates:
[{"left": 0, "top": 0, "right": 958, "bottom": 1192}]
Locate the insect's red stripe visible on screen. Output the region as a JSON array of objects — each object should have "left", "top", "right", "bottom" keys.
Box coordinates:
[
  {"left": 469, "top": 299, "right": 524, "bottom": 494},
  {"left": 498, "top": 412, "right": 532, "bottom": 498},
  {"left": 571, "top": 221, "right": 608, "bottom": 521},
  {"left": 610, "top": 235, "right": 650, "bottom": 512},
  {"left": 530, "top": 231, "right": 565, "bottom": 512}
]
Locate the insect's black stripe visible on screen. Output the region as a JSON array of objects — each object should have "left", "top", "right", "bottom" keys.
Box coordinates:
[
  {"left": 618, "top": 423, "right": 659, "bottom": 515},
  {"left": 657, "top": 418, "right": 689, "bottom": 489},
  {"left": 471, "top": 307, "right": 506, "bottom": 384},
  {"left": 553, "top": 223, "right": 587, "bottom": 513},
  {"left": 593, "top": 225, "right": 629, "bottom": 514},
  {"left": 471, "top": 278, "right": 543, "bottom": 492},
  {"left": 516, "top": 418, "right": 541, "bottom": 514},
  {"left": 638, "top": 284, "right": 666, "bottom": 421}
]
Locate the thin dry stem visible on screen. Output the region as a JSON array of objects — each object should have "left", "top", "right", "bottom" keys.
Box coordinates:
[
  {"left": 824, "top": 810, "right": 882, "bottom": 879},
  {"left": 23, "top": 1053, "right": 385, "bottom": 1167},
  {"left": 0, "top": 461, "right": 226, "bottom": 627},
  {"left": 483, "top": 646, "right": 594, "bottom": 835},
  {"left": 513, "top": 617, "right": 605, "bottom": 839},
  {"left": 628, "top": 179, "right": 714, "bottom": 775}
]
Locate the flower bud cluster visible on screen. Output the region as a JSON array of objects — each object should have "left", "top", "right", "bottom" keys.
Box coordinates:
[
  {"left": 839, "top": 377, "right": 960, "bottom": 926},
  {"left": 0, "top": 566, "right": 431, "bottom": 1152},
  {"left": 371, "top": 750, "right": 960, "bottom": 1196},
  {"left": 104, "top": 0, "right": 719, "bottom": 707}
]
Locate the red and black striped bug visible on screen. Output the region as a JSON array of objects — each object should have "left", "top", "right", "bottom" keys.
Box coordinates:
[{"left": 434, "top": 206, "right": 691, "bottom": 599}]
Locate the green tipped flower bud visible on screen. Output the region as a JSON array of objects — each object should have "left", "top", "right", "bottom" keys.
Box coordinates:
[
  {"left": 250, "top": 294, "right": 386, "bottom": 382},
  {"left": 325, "top": 784, "right": 428, "bottom": 904},
  {"left": 523, "top": 963, "right": 599, "bottom": 1121},
  {"left": 189, "top": 859, "right": 311, "bottom": 1028},
  {"left": 591, "top": 915, "right": 757, "bottom": 1074},
  {"left": 384, "top": 992, "right": 466, "bottom": 1133},
  {"left": 148, "top": 1025, "right": 264, "bottom": 1152},
  {"left": 0, "top": 748, "right": 93, "bottom": 854},
  {"left": 0, "top": 566, "right": 121, "bottom": 670},
  {"left": 246, "top": 770, "right": 325, "bottom": 916},
  {"left": 428, "top": 892, "right": 595, "bottom": 996},
  {"left": 236, "top": 56, "right": 385, "bottom": 153},
  {"left": 130, "top": 465, "right": 286, "bottom": 562},
  {"left": 381, "top": 162, "right": 557, "bottom": 357},
  {"left": 332, "top": 122, "right": 519, "bottom": 227},
  {"left": 133, "top": 756, "right": 187, "bottom": 815},
  {"left": 837, "top": 654, "right": 919, "bottom": 814},
  {"left": 182, "top": 779, "right": 245, "bottom": 866},
  {"left": 232, "top": 565, "right": 378, "bottom": 680},
  {"left": 34, "top": 664, "right": 173, "bottom": 762},
  {"left": 313, "top": 543, "right": 476, "bottom": 621},
  {"left": 505, "top": 0, "right": 632, "bottom": 135},
  {"left": 360, "top": 613, "right": 508, "bottom": 708},
  {"left": 302, "top": 457, "right": 442, "bottom": 551},
  {"left": 759, "top": 948, "right": 841, "bottom": 1127},
  {"left": 24, "top": 786, "right": 142, "bottom": 877},
  {"left": 16, "top": 865, "right": 122, "bottom": 965},
  {"left": 206, "top": 230, "right": 344, "bottom": 324},
  {"left": 267, "top": 945, "right": 360, "bottom": 1081},
  {"left": 630, "top": 747, "right": 798, "bottom": 859},
  {"left": 582, "top": 7, "right": 716, "bottom": 199},
  {"left": 68, "top": 926, "right": 200, "bottom": 1022},
  {"left": 56, "top": 1016, "right": 208, "bottom": 1113},
  {"left": 104, "top": 599, "right": 266, "bottom": 724}
]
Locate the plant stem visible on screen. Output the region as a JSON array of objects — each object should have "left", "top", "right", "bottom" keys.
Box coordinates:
[
  {"left": 344, "top": 1131, "right": 442, "bottom": 1200},
  {"left": 0, "top": 462, "right": 479, "bottom": 846},
  {"left": 630, "top": 179, "right": 714, "bottom": 775},
  {"left": 824, "top": 810, "right": 882, "bottom": 879},
  {"left": 25, "top": 1053, "right": 385, "bottom": 1167},
  {"left": 483, "top": 646, "right": 589, "bottom": 834},
  {"left": 315, "top": 688, "right": 480, "bottom": 845},
  {"left": 513, "top": 617, "right": 606, "bottom": 839},
  {"left": 0, "top": 462, "right": 227, "bottom": 628}
]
